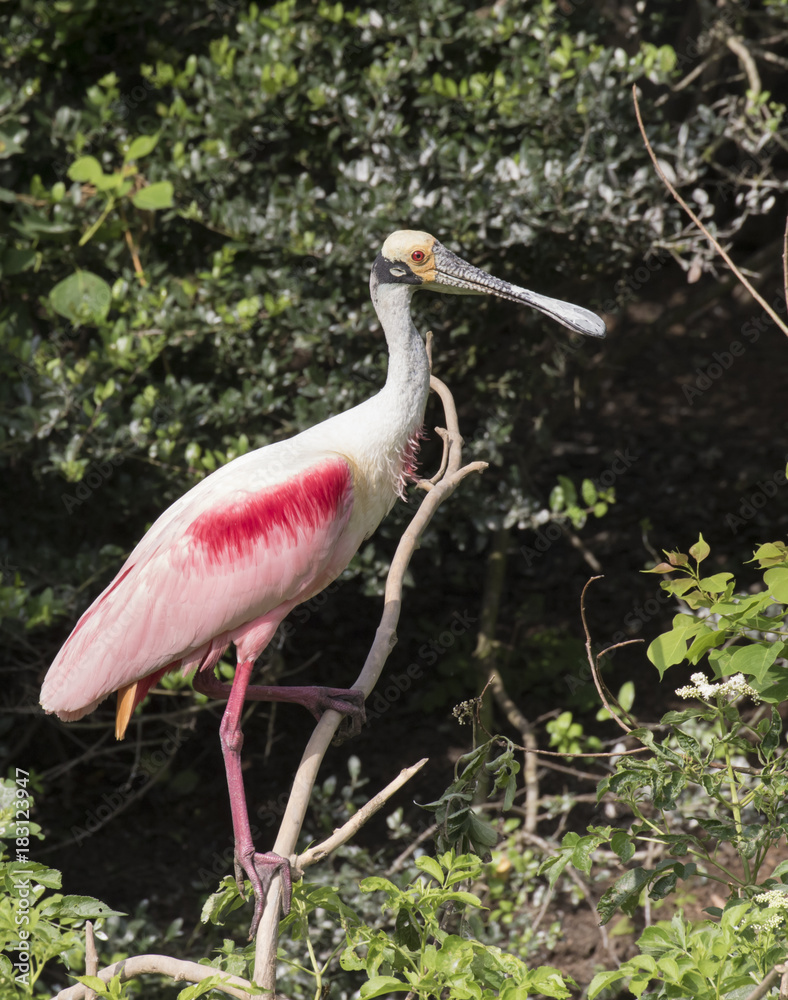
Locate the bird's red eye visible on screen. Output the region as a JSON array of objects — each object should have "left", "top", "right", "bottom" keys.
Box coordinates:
[{"left": 411, "top": 250, "right": 425, "bottom": 262}]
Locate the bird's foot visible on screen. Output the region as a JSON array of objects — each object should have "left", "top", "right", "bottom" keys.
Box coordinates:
[
  {"left": 234, "top": 848, "right": 292, "bottom": 939},
  {"left": 305, "top": 686, "right": 366, "bottom": 741}
]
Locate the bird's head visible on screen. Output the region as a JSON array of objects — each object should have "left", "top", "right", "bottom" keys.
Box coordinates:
[{"left": 372, "top": 229, "right": 606, "bottom": 339}]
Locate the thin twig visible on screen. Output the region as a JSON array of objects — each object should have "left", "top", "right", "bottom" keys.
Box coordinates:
[
  {"left": 726, "top": 36, "right": 761, "bottom": 98},
  {"left": 633, "top": 86, "right": 788, "bottom": 337},
  {"left": 481, "top": 668, "right": 540, "bottom": 832},
  {"left": 522, "top": 745, "right": 647, "bottom": 759},
  {"left": 580, "top": 577, "right": 634, "bottom": 735},
  {"left": 295, "top": 759, "right": 428, "bottom": 874},
  {"left": 386, "top": 822, "right": 438, "bottom": 875},
  {"left": 783, "top": 217, "right": 788, "bottom": 307}
]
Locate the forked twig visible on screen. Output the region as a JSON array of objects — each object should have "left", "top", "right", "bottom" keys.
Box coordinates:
[{"left": 580, "top": 576, "right": 636, "bottom": 735}]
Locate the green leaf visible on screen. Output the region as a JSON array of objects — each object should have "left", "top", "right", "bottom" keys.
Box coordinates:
[
  {"left": 132, "top": 181, "right": 174, "bottom": 210},
  {"left": 49, "top": 271, "right": 112, "bottom": 325},
  {"left": 124, "top": 133, "right": 160, "bottom": 161},
  {"left": 359, "top": 976, "right": 411, "bottom": 998},
  {"left": 581, "top": 478, "right": 597, "bottom": 505},
  {"left": 644, "top": 561, "right": 674, "bottom": 573},
  {"left": 689, "top": 533, "right": 710, "bottom": 562},
  {"left": 6, "top": 861, "right": 61, "bottom": 888},
  {"left": 557, "top": 475, "right": 577, "bottom": 506},
  {"left": 67, "top": 155, "right": 104, "bottom": 184},
  {"left": 686, "top": 628, "right": 727, "bottom": 665},
  {"left": 699, "top": 572, "right": 733, "bottom": 593},
  {"left": 722, "top": 642, "right": 781, "bottom": 682},
  {"left": 617, "top": 680, "right": 635, "bottom": 712},
  {"left": 76, "top": 976, "right": 108, "bottom": 993},
  {"left": 752, "top": 541, "right": 788, "bottom": 567},
  {"left": 588, "top": 970, "right": 628, "bottom": 999},
  {"left": 2, "top": 248, "right": 36, "bottom": 276},
  {"left": 176, "top": 976, "right": 227, "bottom": 999},
  {"left": 39, "top": 895, "right": 125, "bottom": 919},
  {"left": 611, "top": 831, "right": 635, "bottom": 863},
  {"left": 647, "top": 630, "right": 689, "bottom": 677},
  {"left": 415, "top": 855, "right": 445, "bottom": 885},
  {"left": 764, "top": 566, "right": 788, "bottom": 602},
  {"left": 598, "top": 867, "right": 650, "bottom": 923}
]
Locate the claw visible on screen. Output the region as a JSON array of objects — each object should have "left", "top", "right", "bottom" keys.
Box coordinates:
[
  {"left": 236, "top": 848, "right": 292, "bottom": 939},
  {"left": 309, "top": 687, "right": 366, "bottom": 737}
]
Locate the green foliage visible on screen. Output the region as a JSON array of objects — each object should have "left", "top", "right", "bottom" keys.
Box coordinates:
[
  {"left": 0, "top": 777, "right": 122, "bottom": 995},
  {"left": 341, "top": 851, "right": 573, "bottom": 999},
  {"left": 548, "top": 474, "right": 614, "bottom": 528},
  {"left": 545, "top": 709, "right": 602, "bottom": 757},
  {"left": 645, "top": 534, "right": 788, "bottom": 702},
  {"left": 534, "top": 539, "right": 788, "bottom": 997},
  {"left": 589, "top": 903, "right": 788, "bottom": 1000},
  {"left": 420, "top": 739, "right": 520, "bottom": 855}
]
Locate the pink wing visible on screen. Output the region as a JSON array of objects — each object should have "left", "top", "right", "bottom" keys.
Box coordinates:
[{"left": 40, "top": 454, "right": 356, "bottom": 720}]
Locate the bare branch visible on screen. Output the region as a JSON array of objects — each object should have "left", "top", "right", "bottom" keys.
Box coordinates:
[
  {"left": 51, "top": 955, "right": 261, "bottom": 1000},
  {"left": 83, "top": 922, "right": 97, "bottom": 1000},
  {"left": 744, "top": 965, "right": 782, "bottom": 1000},
  {"left": 295, "top": 759, "right": 428, "bottom": 874},
  {"left": 726, "top": 36, "right": 761, "bottom": 98},
  {"left": 580, "top": 577, "right": 634, "bottom": 735},
  {"left": 632, "top": 86, "right": 788, "bottom": 337}
]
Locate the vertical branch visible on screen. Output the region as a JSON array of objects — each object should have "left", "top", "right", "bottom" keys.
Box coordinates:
[
  {"left": 473, "top": 526, "right": 509, "bottom": 797},
  {"left": 84, "top": 922, "right": 97, "bottom": 1000},
  {"left": 472, "top": 527, "right": 540, "bottom": 833},
  {"left": 252, "top": 376, "right": 488, "bottom": 990}
]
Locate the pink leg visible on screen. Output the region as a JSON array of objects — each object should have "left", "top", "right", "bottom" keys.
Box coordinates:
[
  {"left": 219, "top": 658, "right": 293, "bottom": 938},
  {"left": 194, "top": 670, "right": 366, "bottom": 735}
]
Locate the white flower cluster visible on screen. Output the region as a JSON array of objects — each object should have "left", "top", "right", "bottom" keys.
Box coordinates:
[
  {"left": 751, "top": 889, "right": 788, "bottom": 933},
  {"left": 753, "top": 912, "right": 784, "bottom": 932},
  {"left": 675, "top": 672, "right": 761, "bottom": 703},
  {"left": 754, "top": 889, "right": 788, "bottom": 909}
]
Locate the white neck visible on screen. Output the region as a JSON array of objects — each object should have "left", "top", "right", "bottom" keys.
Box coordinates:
[{"left": 370, "top": 279, "right": 431, "bottom": 434}]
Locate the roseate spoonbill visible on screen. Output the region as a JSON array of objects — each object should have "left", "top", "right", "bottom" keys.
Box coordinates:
[{"left": 40, "top": 230, "right": 606, "bottom": 935}]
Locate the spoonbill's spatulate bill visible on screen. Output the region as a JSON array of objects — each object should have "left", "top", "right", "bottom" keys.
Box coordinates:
[{"left": 40, "top": 230, "right": 606, "bottom": 936}]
